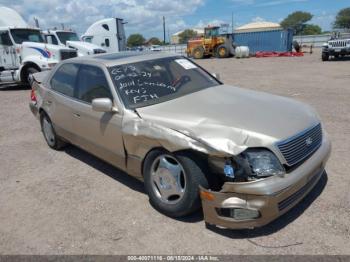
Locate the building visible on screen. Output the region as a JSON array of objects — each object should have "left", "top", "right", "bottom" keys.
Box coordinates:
[
  {"left": 234, "top": 21, "right": 282, "bottom": 33},
  {"left": 171, "top": 28, "right": 204, "bottom": 44}
]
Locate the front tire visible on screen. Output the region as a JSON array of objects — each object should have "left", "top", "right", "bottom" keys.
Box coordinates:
[
  {"left": 40, "top": 113, "right": 66, "bottom": 150},
  {"left": 25, "top": 67, "right": 39, "bottom": 85},
  {"left": 322, "top": 52, "right": 329, "bottom": 61},
  {"left": 192, "top": 46, "right": 204, "bottom": 59},
  {"left": 143, "top": 150, "right": 208, "bottom": 217},
  {"left": 216, "top": 45, "right": 229, "bottom": 58}
]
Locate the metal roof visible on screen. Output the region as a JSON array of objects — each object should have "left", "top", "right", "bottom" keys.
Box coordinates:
[{"left": 235, "top": 21, "right": 281, "bottom": 33}]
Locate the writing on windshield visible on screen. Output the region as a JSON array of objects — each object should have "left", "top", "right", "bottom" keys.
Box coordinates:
[{"left": 108, "top": 57, "right": 219, "bottom": 108}]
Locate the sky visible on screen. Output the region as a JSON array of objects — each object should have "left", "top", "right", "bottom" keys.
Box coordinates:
[{"left": 1, "top": 0, "right": 349, "bottom": 41}]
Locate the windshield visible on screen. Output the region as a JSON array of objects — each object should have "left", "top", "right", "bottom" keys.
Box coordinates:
[
  {"left": 10, "top": 29, "right": 45, "bottom": 44},
  {"left": 56, "top": 32, "right": 79, "bottom": 45},
  {"left": 108, "top": 56, "right": 220, "bottom": 109}
]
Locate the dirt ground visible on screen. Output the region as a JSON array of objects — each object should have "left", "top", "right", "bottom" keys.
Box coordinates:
[{"left": 0, "top": 49, "right": 349, "bottom": 255}]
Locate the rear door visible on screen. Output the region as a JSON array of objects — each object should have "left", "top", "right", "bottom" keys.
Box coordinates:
[
  {"left": 46, "top": 63, "right": 79, "bottom": 142},
  {"left": 70, "top": 64, "right": 125, "bottom": 169}
]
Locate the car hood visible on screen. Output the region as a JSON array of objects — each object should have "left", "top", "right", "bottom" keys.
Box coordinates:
[{"left": 135, "top": 84, "right": 320, "bottom": 155}]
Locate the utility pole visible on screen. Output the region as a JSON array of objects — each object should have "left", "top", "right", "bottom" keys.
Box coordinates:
[
  {"left": 231, "top": 12, "right": 234, "bottom": 33},
  {"left": 163, "top": 16, "right": 166, "bottom": 44}
]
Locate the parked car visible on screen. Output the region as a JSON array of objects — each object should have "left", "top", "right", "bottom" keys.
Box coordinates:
[
  {"left": 150, "top": 45, "right": 161, "bottom": 51},
  {"left": 29, "top": 52, "right": 331, "bottom": 229}
]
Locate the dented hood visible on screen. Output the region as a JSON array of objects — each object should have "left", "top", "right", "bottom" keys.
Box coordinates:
[{"left": 135, "top": 85, "right": 319, "bottom": 155}]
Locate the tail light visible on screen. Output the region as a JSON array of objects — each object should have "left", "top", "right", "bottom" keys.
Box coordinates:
[{"left": 30, "top": 89, "right": 37, "bottom": 103}]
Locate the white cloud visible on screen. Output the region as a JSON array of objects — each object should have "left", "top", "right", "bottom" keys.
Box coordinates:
[
  {"left": 0, "top": 0, "right": 204, "bottom": 38},
  {"left": 251, "top": 16, "right": 265, "bottom": 22},
  {"left": 195, "top": 19, "right": 227, "bottom": 28},
  {"left": 311, "top": 11, "right": 335, "bottom": 31}
]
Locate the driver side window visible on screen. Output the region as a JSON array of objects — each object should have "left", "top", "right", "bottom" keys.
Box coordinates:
[
  {"left": 75, "top": 65, "right": 113, "bottom": 104},
  {"left": 0, "top": 31, "right": 13, "bottom": 46}
]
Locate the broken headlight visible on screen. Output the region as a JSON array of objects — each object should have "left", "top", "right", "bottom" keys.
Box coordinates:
[
  {"left": 244, "top": 149, "right": 285, "bottom": 178},
  {"left": 209, "top": 156, "right": 252, "bottom": 182}
]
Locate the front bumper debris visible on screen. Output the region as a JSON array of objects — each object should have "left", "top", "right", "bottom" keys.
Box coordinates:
[{"left": 200, "top": 135, "right": 331, "bottom": 229}]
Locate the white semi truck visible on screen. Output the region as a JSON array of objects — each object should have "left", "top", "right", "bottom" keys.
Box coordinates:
[
  {"left": 0, "top": 7, "right": 77, "bottom": 85},
  {"left": 43, "top": 29, "right": 106, "bottom": 56},
  {"left": 81, "top": 18, "right": 126, "bottom": 53}
]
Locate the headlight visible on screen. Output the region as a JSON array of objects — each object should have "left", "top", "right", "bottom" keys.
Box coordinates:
[{"left": 244, "top": 149, "right": 285, "bottom": 177}]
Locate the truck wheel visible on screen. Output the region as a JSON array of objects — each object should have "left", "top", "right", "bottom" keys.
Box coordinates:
[
  {"left": 25, "top": 67, "right": 39, "bottom": 85},
  {"left": 40, "top": 113, "right": 67, "bottom": 150},
  {"left": 143, "top": 150, "right": 208, "bottom": 217},
  {"left": 192, "top": 47, "right": 204, "bottom": 59},
  {"left": 217, "top": 45, "right": 228, "bottom": 58},
  {"left": 322, "top": 52, "right": 329, "bottom": 61},
  {"left": 334, "top": 54, "right": 339, "bottom": 59}
]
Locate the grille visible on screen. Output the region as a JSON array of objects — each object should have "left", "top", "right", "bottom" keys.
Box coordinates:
[
  {"left": 278, "top": 170, "right": 322, "bottom": 211},
  {"left": 277, "top": 123, "right": 322, "bottom": 166},
  {"left": 93, "top": 49, "right": 106, "bottom": 54},
  {"left": 329, "top": 40, "right": 347, "bottom": 47},
  {"left": 60, "top": 50, "right": 77, "bottom": 60}
]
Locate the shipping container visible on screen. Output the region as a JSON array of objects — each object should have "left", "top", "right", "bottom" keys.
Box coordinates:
[{"left": 233, "top": 29, "right": 293, "bottom": 54}]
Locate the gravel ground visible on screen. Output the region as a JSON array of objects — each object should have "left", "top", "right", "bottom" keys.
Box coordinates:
[{"left": 0, "top": 49, "right": 349, "bottom": 255}]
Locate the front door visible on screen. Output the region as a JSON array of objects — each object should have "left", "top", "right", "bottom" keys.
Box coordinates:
[{"left": 70, "top": 64, "right": 125, "bottom": 169}]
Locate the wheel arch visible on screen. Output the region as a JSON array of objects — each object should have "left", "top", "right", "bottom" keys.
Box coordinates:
[
  {"left": 140, "top": 147, "right": 209, "bottom": 178},
  {"left": 20, "top": 62, "right": 41, "bottom": 83}
]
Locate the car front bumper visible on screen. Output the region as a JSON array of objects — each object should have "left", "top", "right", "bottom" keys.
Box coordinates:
[{"left": 200, "top": 134, "right": 331, "bottom": 229}]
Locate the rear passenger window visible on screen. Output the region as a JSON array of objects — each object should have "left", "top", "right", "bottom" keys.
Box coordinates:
[
  {"left": 76, "top": 65, "right": 113, "bottom": 103},
  {"left": 50, "top": 64, "right": 79, "bottom": 97}
]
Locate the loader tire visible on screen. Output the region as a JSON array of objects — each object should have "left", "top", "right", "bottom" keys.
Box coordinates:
[
  {"left": 217, "top": 45, "right": 229, "bottom": 58},
  {"left": 192, "top": 47, "right": 204, "bottom": 59}
]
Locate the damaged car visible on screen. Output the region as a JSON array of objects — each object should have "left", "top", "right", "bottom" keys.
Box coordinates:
[{"left": 29, "top": 52, "right": 331, "bottom": 229}]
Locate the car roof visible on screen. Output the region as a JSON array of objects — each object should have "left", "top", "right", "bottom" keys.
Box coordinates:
[{"left": 66, "top": 51, "right": 181, "bottom": 67}]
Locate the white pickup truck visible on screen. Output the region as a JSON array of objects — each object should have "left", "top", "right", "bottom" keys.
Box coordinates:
[
  {"left": 0, "top": 7, "right": 77, "bottom": 85},
  {"left": 43, "top": 29, "right": 106, "bottom": 56}
]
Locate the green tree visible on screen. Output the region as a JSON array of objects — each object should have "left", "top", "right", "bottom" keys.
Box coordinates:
[
  {"left": 127, "top": 34, "right": 145, "bottom": 47},
  {"left": 148, "top": 37, "right": 162, "bottom": 45},
  {"left": 334, "top": 7, "right": 350, "bottom": 29},
  {"left": 281, "top": 11, "right": 313, "bottom": 34},
  {"left": 178, "top": 29, "right": 198, "bottom": 44},
  {"left": 301, "top": 24, "right": 322, "bottom": 35}
]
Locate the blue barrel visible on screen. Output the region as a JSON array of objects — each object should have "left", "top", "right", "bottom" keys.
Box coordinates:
[{"left": 233, "top": 29, "right": 293, "bottom": 54}]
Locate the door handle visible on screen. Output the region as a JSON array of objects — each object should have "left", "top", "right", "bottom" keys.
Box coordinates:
[{"left": 73, "top": 113, "right": 80, "bottom": 118}]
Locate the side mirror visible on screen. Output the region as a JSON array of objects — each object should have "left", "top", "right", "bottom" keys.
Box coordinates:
[
  {"left": 92, "top": 98, "right": 116, "bottom": 113},
  {"left": 212, "top": 73, "right": 220, "bottom": 80}
]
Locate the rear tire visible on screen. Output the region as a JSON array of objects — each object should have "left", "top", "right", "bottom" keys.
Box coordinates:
[
  {"left": 192, "top": 47, "right": 204, "bottom": 59},
  {"left": 40, "top": 113, "right": 67, "bottom": 150},
  {"left": 143, "top": 150, "right": 208, "bottom": 217}
]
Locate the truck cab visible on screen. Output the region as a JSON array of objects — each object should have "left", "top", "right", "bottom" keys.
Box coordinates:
[
  {"left": 81, "top": 18, "right": 126, "bottom": 53},
  {"left": 0, "top": 7, "right": 77, "bottom": 85},
  {"left": 43, "top": 29, "right": 106, "bottom": 56}
]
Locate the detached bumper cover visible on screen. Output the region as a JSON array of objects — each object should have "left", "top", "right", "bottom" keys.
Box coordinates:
[{"left": 200, "top": 135, "right": 331, "bottom": 229}]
